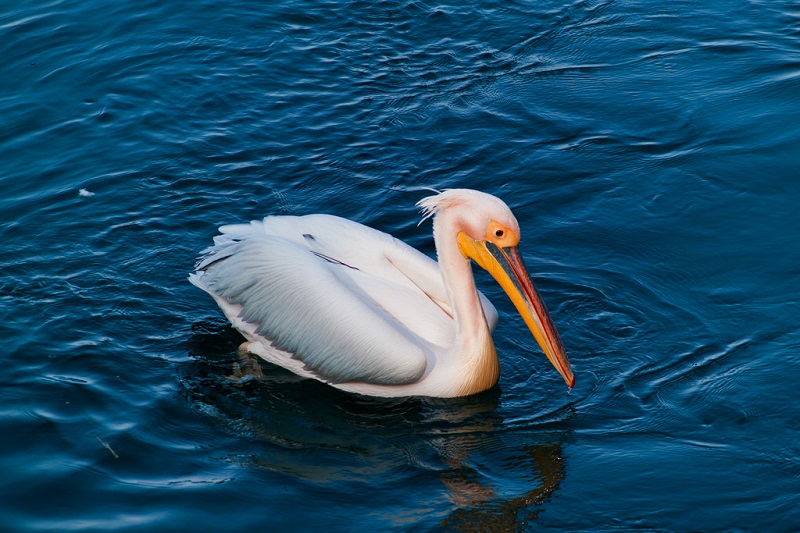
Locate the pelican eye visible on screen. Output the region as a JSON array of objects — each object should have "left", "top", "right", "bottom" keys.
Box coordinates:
[{"left": 495, "top": 229, "right": 504, "bottom": 238}]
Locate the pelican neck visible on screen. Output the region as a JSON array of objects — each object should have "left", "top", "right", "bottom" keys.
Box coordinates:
[{"left": 431, "top": 213, "right": 489, "bottom": 345}]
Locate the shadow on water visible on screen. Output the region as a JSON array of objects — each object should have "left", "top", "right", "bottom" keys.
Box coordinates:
[{"left": 184, "top": 320, "right": 573, "bottom": 530}]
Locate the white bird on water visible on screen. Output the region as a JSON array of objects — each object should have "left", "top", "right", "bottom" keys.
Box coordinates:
[{"left": 190, "top": 189, "right": 574, "bottom": 398}]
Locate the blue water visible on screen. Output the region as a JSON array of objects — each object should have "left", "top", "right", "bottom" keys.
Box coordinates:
[{"left": 2, "top": 0, "right": 799, "bottom": 530}]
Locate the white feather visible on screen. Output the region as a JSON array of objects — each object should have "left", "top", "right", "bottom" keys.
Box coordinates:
[{"left": 187, "top": 189, "right": 572, "bottom": 398}]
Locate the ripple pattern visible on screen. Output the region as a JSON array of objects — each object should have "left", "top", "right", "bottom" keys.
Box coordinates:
[{"left": 2, "top": 0, "right": 799, "bottom": 530}]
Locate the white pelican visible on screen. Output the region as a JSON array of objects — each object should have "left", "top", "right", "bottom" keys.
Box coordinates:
[{"left": 190, "top": 189, "right": 574, "bottom": 397}]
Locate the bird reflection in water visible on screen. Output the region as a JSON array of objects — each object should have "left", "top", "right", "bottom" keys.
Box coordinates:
[
  {"left": 185, "top": 324, "right": 571, "bottom": 530},
  {"left": 438, "top": 441, "right": 566, "bottom": 530}
]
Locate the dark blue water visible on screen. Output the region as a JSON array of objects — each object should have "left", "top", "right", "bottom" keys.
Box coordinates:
[{"left": 2, "top": 0, "right": 799, "bottom": 530}]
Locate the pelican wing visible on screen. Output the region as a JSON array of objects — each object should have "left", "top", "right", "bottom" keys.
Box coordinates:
[
  {"left": 255, "top": 215, "right": 497, "bottom": 332},
  {"left": 192, "top": 215, "right": 470, "bottom": 385}
]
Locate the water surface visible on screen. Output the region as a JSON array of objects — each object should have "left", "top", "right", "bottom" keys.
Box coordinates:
[{"left": 1, "top": 0, "right": 799, "bottom": 530}]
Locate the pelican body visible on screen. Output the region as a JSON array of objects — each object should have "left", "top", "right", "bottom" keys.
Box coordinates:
[{"left": 190, "top": 189, "right": 574, "bottom": 397}]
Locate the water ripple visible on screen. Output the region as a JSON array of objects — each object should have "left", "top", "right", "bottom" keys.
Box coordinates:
[{"left": 2, "top": 0, "right": 800, "bottom": 529}]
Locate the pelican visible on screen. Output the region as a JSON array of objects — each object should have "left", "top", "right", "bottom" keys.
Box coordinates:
[{"left": 189, "top": 189, "right": 574, "bottom": 397}]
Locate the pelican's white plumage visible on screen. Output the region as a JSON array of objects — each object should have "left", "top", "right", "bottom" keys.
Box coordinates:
[{"left": 190, "top": 189, "right": 574, "bottom": 397}]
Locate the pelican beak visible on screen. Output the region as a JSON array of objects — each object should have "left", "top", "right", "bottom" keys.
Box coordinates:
[{"left": 457, "top": 232, "right": 575, "bottom": 388}]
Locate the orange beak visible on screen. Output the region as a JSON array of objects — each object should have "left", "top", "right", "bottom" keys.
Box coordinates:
[{"left": 457, "top": 232, "right": 575, "bottom": 388}]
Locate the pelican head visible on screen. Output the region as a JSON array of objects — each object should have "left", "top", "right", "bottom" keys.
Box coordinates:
[{"left": 419, "top": 189, "right": 575, "bottom": 388}]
